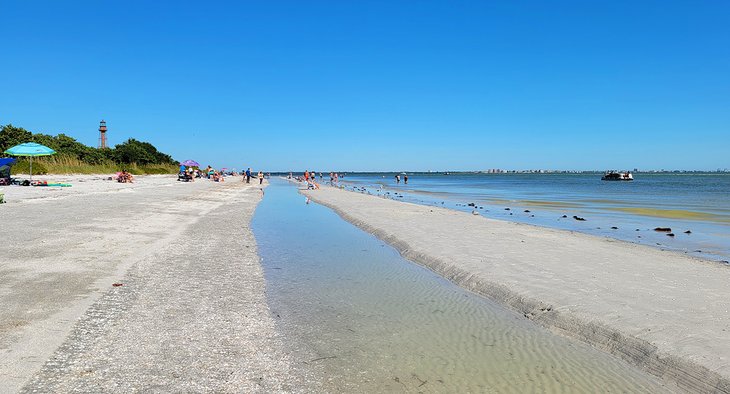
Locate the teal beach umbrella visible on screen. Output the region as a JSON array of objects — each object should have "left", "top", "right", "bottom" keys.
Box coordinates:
[{"left": 4, "top": 142, "right": 57, "bottom": 181}]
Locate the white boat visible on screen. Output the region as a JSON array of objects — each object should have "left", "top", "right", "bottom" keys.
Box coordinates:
[{"left": 601, "top": 171, "right": 633, "bottom": 181}]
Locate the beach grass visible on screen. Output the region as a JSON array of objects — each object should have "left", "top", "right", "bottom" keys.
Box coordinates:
[{"left": 11, "top": 156, "right": 179, "bottom": 175}]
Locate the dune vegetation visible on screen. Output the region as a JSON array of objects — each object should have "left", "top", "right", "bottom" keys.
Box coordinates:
[{"left": 0, "top": 124, "right": 179, "bottom": 175}]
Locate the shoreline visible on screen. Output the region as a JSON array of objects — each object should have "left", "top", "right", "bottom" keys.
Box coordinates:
[
  {"left": 303, "top": 184, "right": 730, "bottom": 393},
  {"left": 336, "top": 177, "right": 730, "bottom": 263}
]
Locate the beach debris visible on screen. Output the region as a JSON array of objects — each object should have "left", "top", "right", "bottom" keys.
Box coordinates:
[
  {"left": 509, "top": 213, "right": 513, "bottom": 215},
  {"left": 530, "top": 215, "right": 535, "bottom": 217},
  {"left": 654, "top": 227, "right": 672, "bottom": 232},
  {"left": 636, "top": 229, "right": 640, "bottom": 231},
  {"left": 667, "top": 233, "right": 675, "bottom": 237},
  {"left": 308, "top": 355, "right": 337, "bottom": 363},
  {"left": 467, "top": 203, "right": 476, "bottom": 207},
  {"left": 112, "top": 283, "right": 124, "bottom": 287},
  {"left": 573, "top": 216, "right": 586, "bottom": 221},
  {"left": 524, "top": 210, "right": 530, "bottom": 213},
  {"left": 611, "top": 226, "right": 618, "bottom": 229},
  {"left": 472, "top": 210, "right": 479, "bottom": 215},
  {"left": 684, "top": 230, "right": 692, "bottom": 234},
  {"left": 504, "top": 208, "right": 510, "bottom": 210},
  {"left": 561, "top": 215, "right": 568, "bottom": 218},
  {"left": 479, "top": 206, "right": 483, "bottom": 209},
  {"left": 412, "top": 373, "right": 428, "bottom": 388}
]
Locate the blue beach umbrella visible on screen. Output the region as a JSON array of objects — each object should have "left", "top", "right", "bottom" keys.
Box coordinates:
[{"left": 4, "top": 142, "right": 57, "bottom": 181}]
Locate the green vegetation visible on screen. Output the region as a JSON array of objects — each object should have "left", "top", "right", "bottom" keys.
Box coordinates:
[{"left": 0, "top": 124, "right": 179, "bottom": 175}]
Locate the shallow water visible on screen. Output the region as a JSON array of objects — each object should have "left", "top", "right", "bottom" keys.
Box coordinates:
[
  {"left": 252, "top": 180, "right": 669, "bottom": 392},
  {"left": 339, "top": 173, "right": 730, "bottom": 262}
]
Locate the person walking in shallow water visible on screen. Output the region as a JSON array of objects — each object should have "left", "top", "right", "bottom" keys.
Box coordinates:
[
  {"left": 395, "top": 174, "right": 400, "bottom": 184},
  {"left": 404, "top": 174, "right": 408, "bottom": 184}
]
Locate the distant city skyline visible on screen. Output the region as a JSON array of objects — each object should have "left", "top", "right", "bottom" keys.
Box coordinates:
[{"left": 2, "top": 1, "right": 728, "bottom": 171}]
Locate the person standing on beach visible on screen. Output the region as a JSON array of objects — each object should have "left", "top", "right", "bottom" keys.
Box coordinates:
[
  {"left": 245, "top": 167, "right": 251, "bottom": 183},
  {"left": 258, "top": 171, "right": 264, "bottom": 184}
]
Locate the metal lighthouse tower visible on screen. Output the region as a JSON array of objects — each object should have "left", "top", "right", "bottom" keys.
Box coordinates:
[{"left": 98, "top": 120, "right": 108, "bottom": 148}]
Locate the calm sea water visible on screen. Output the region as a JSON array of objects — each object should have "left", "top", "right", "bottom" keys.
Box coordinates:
[
  {"left": 252, "top": 181, "right": 668, "bottom": 392},
  {"left": 337, "top": 173, "right": 730, "bottom": 261}
]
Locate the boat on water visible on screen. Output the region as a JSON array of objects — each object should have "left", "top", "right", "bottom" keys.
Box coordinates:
[{"left": 601, "top": 171, "right": 634, "bottom": 181}]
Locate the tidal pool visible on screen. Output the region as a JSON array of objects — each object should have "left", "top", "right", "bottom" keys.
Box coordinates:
[{"left": 252, "top": 180, "right": 669, "bottom": 392}]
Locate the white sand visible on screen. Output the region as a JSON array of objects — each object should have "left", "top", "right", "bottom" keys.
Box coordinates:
[
  {"left": 303, "top": 185, "right": 730, "bottom": 393},
  {"left": 0, "top": 175, "right": 289, "bottom": 392}
]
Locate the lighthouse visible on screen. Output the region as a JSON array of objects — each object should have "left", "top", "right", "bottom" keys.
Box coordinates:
[{"left": 98, "top": 120, "right": 108, "bottom": 149}]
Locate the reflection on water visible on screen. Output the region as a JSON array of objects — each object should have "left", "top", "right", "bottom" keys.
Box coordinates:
[{"left": 252, "top": 180, "right": 669, "bottom": 392}]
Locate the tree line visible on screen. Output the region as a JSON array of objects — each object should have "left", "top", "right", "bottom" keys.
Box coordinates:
[{"left": 0, "top": 124, "right": 177, "bottom": 166}]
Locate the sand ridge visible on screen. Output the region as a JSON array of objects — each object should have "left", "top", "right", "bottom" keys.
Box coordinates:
[{"left": 303, "top": 185, "right": 730, "bottom": 393}]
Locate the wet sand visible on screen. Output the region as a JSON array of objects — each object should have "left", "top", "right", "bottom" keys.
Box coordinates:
[
  {"left": 0, "top": 175, "right": 291, "bottom": 392},
  {"left": 303, "top": 185, "right": 730, "bottom": 393}
]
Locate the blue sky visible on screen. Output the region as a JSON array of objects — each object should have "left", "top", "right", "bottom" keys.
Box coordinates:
[{"left": 2, "top": 0, "right": 728, "bottom": 171}]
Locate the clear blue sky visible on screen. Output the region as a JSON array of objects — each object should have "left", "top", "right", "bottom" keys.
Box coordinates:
[{"left": 2, "top": 0, "right": 728, "bottom": 171}]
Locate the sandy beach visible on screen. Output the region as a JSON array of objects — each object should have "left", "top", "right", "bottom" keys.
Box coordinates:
[
  {"left": 303, "top": 185, "right": 730, "bottom": 393},
  {"left": 0, "top": 175, "right": 291, "bottom": 392}
]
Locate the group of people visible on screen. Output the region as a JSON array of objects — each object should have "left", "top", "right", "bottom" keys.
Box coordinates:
[
  {"left": 302, "top": 170, "right": 319, "bottom": 189},
  {"left": 177, "top": 164, "right": 267, "bottom": 184},
  {"left": 117, "top": 170, "right": 134, "bottom": 183},
  {"left": 294, "top": 170, "right": 345, "bottom": 189},
  {"left": 242, "top": 167, "right": 266, "bottom": 184},
  {"left": 395, "top": 174, "right": 408, "bottom": 184}
]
